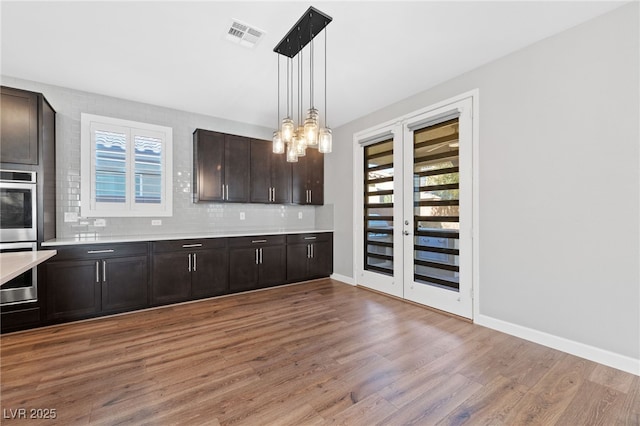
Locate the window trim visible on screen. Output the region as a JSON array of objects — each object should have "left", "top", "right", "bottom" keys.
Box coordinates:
[{"left": 81, "top": 113, "right": 173, "bottom": 217}]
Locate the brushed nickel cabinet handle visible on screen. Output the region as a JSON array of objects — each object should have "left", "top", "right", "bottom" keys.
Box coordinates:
[
  {"left": 88, "top": 249, "right": 114, "bottom": 254},
  {"left": 193, "top": 253, "right": 197, "bottom": 272},
  {"left": 188, "top": 253, "right": 192, "bottom": 272},
  {"left": 102, "top": 260, "right": 107, "bottom": 282},
  {"left": 182, "top": 243, "right": 203, "bottom": 248},
  {"left": 95, "top": 261, "right": 100, "bottom": 283},
  {"left": 252, "top": 239, "right": 267, "bottom": 244}
]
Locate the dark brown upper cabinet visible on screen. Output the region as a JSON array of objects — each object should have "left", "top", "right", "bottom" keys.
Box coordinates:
[
  {"left": 0, "top": 86, "right": 39, "bottom": 165},
  {"left": 292, "top": 147, "right": 324, "bottom": 205},
  {"left": 193, "top": 129, "right": 250, "bottom": 203},
  {"left": 250, "top": 139, "right": 292, "bottom": 204}
]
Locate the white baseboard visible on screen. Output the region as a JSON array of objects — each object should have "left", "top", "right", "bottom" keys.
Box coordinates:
[
  {"left": 330, "top": 273, "right": 355, "bottom": 285},
  {"left": 475, "top": 314, "right": 640, "bottom": 376}
]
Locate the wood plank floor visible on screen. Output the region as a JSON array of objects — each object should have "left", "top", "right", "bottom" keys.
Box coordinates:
[{"left": 1, "top": 279, "right": 638, "bottom": 425}]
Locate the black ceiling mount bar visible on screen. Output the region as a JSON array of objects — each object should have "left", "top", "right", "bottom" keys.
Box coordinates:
[{"left": 274, "top": 6, "right": 332, "bottom": 58}]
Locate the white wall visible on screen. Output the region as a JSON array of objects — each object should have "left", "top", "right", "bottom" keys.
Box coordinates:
[{"left": 327, "top": 3, "right": 639, "bottom": 369}]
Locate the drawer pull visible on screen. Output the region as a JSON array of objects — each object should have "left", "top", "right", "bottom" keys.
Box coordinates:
[
  {"left": 87, "top": 249, "right": 115, "bottom": 254},
  {"left": 252, "top": 239, "right": 267, "bottom": 244},
  {"left": 182, "top": 243, "right": 203, "bottom": 248},
  {"left": 303, "top": 236, "right": 317, "bottom": 240}
]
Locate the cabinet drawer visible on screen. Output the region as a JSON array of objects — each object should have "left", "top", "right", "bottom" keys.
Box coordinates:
[
  {"left": 50, "top": 243, "right": 149, "bottom": 261},
  {"left": 228, "top": 235, "right": 285, "bottom": 247},
  {"left": 286, "top": 232, "right": 332, "bottom": 244},
  {"left": 153, "top": 238, "right": 227, "bottom": 253}
]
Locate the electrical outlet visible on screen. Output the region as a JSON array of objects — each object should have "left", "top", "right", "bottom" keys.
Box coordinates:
[
  {"left": 93, "top": 219, "right": 106, "bottom": 227},
  {"left": 64, "top": 212, "right": 78, "bottom": 222},
  {"left": 151, "top": 219, "right": 162, "bottom": 226},
  {"left": 298, "top": 211, "right": 303, "bottom": 219},
  {"left": 240, "top": 212, "right": 245, "bottom": 220}
]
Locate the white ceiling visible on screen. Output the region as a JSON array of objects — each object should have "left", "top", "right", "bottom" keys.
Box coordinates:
[{"left": 1, "top": 1, "right": 626, "bottom": 129}]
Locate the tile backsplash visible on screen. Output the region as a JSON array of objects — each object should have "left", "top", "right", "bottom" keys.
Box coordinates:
[{"left": 1, "top": 76, "right": 325, "bottom": 239}]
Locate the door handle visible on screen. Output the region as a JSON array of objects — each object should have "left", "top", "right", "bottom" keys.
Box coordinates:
[
  {"left": 182, "top": 243, "right": 203, "bottom": 248},
  {"left": 307, "top": 244, "right": 310, "bottom": 259},
  {"left": 311, "top": 244, "right": 314, "bottom": 258},
  {"left": 272, "top": 187, "right": 276, "bottom": 202},
  {"left": 95, "top": 261, "right": 100, "bottom": 283},
  {"left": 102, "top": 260, "right": 107, "bottom": 282},
  {"left": 259, "top": 248, "right": 263, "bottom": 264},
  {"left": 188, "top": 253, "right": 192, "bottom": 272},
  {"left": 88, "top": 249, "right": 114, "bottom": 254},
  {"left": 193, "top": 253, "right": 197, "bottom": 272},
  {"left": 255, "top": 248, "right": 259, "bottom": 264}
]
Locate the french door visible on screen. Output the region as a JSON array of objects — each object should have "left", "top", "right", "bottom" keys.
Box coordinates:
[{"left": 356, "top": 95, "right": 474, "bottom": 319}]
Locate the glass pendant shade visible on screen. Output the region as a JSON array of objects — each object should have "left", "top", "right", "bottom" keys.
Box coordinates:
[
  {"left": 281, "top": 117, "right": 294, "bottom": 143},
  {"left": 286, "top": 141, "right": 298, "bottom": 162},
  {"left": 304, "top": 116, "right": 319, "bottom": 146},
  {"left": 272, "top": 131, "right": 285, "bottom": 154},
  {"left": 318, "top": 127, "right": 332, "bottom": 153},
  {"left": 296, "top": 126, "right": 307, "bottom": 153}
]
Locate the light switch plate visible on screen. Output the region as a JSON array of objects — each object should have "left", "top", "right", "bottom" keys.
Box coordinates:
[
  {"left": 151, "top": 219, "right": 162, "bottom": 226},
  {"left": 298, "top": 211, "right": 303, "bottom": 219},
  {"left": 240, "top": 212, "right": 245, "bottom": 220}
]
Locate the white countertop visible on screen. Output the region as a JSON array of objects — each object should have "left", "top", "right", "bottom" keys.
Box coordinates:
[
  {"left": 42, "top": 229, "right": 334, "bottom": 247},
  {"left": 0, "top": 250, "right": 57, "bottom": 285}
]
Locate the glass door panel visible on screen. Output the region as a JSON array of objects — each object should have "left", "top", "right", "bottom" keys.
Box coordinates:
[
  {"left": 413, "top": 119, "right": 461, "bottom": 291},
  {"left": 364, "top": 139, "right": 394, "bottom": 276}
]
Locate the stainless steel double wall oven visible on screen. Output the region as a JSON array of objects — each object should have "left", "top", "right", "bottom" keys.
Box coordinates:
[{"left": 0, "top": 170, "right": 39, "bottom": 305}]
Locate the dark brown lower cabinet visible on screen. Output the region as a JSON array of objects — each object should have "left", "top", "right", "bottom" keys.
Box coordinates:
[
  {"left": 286, "top": 233, "right": 333, "bottom": 282},
  {"left": 228, "top": 235, "right": 286, "bottom": 292},
  {"left": 151, "top": 239, "right": 228, "bottom": 305},
  {"left": 45, "top": 244, "right": 149, "bottom": 322},
  {"left": 25, "top": 232, "right": 332, "bottom": 331}
]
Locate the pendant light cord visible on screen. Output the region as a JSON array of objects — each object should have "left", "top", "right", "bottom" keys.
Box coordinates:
[
  {"left": 277, "top": 55, "right": 280, "bottom": 127},
  {"left": 324, "top": 27, "right": 328, "bottom": 127}
]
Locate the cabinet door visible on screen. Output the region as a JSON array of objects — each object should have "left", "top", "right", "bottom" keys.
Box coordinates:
[
  {"left": 291, "top": 154, "right": 308, "bottom": 205},
  {"left": 271, "top": 148, "right": 292, "bottom": 204},
  {"left": 225, "top": 135, "right": 250, "bottom": 202},
  {"left": 0, "top": 87, "right": 38, "bottom": 165},
  {"left": 286, "top": 243, "right": 310, "bottom": 282},
  {"left": 307, "top": 148, "right": 324, "bottom": 205},
  {"left": 102, "top": 256, "right": 148, "bottom": 312},
  {"left": 194, "top": 130, "right": 224, "bottom": 202},
  {"left": 309, "top": 240, "right": 332, "bottom": 278},
  {"left": 46, "top": 260, "right": 101, "bottom": 320},
  {"left": 191, "top": 248, "right": 228, "bottom": 298},
  {"left": 259, "top": 245, "right": 287, "bottom": 288},
  {"left": 229, "top": 247, "right": 259, "bottom": 292},
  {"left": 151, "top": 252, "right": 192, "bottom": 305},
  {"left": 250, "top": 139, "right": 272, "bottom": 203}
]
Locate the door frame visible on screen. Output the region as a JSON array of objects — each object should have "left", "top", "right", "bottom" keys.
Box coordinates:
[{"left": 353, "top": 89, "right": 480, "bottom": 320}]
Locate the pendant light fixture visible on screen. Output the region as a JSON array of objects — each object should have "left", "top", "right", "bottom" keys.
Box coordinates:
[
  {"left": 273, "top": 6, "right": 332, "bottom": 162},
  {"left": 318, "top": 28, "right": 332, "bottom": 154},
  {"left": 272, "top": 55, "right": 285, "bottom": 154}
]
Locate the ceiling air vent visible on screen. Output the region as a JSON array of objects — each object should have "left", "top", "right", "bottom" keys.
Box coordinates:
[{"left": 225, "top": 19, "right": 266, "bottom": 48}]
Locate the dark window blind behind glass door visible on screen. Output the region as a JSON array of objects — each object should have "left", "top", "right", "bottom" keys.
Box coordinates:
[{"left": 364, "top": 139, "right": 394, "bottom": 276}]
